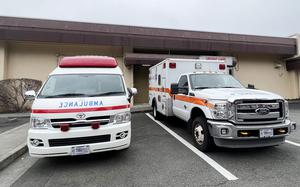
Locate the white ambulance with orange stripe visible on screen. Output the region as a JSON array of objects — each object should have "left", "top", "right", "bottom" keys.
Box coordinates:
[
  {"left": 25, "top": 56, "right": 137, "bottom": 157},
  {"left": 149, "top": 56, "right": 296, "bottom": 151}
]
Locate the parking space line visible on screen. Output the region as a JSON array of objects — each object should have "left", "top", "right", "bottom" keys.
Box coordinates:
[
  {"left": 286, "top": 140, "right": 300, "bottom": 147},
  {"left": 145, "top": 113, "right": 238, "bottom": 181}
]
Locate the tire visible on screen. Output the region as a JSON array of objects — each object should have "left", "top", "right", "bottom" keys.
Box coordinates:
[
  {"left": 191, "top": 116, "right": 215, "bottom": 152},
  {"left": 152, "top": 102, "right": 162, "bottom": 120}
]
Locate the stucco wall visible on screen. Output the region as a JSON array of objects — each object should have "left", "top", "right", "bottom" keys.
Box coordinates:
[
  {"left": 5, "top": 42, "right": 133, "bottom": 88},
  {"left": 233, "top": 54, "right": 297, "bottom": 99}
]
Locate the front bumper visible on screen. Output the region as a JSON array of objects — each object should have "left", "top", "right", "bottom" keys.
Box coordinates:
[
  {"left": 27, "top": 122, "right": 131, "bottom": 157},
  {"left": 207, "top": 119, "right": 296, "bottom": 148}
]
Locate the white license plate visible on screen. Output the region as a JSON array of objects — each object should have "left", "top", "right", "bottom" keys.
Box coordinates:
[
  {"left": 71, "top": 145, "right": 90, "bottom": 156},
  {"left": 260, "top": 129, "right": 273, "bottom": 138}
]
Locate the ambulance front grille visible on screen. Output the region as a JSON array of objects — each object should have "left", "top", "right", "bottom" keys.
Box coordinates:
[
  {"left": 234, "top": 100, "right": 284, "bottom": 125},
  {"left": 49, "top": 135, "right": 111, "bottom": 147},
  {"left": 50, "top": 116, "right": 111, "bottom": 128}
]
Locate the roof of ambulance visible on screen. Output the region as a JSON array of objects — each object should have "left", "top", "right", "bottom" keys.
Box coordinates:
[{"left": 50, "top": 56, "right": 123, "bottom": 75}]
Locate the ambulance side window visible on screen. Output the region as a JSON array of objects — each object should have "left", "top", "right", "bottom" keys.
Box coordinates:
[{"left": 158, "top": 75, "right": 161, "bottom": 86}]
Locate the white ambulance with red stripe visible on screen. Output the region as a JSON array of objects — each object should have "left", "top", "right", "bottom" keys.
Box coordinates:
[
  {"left": 149, "top": 56, "right": 296, "bottom": 151},
  {"left": 25, "top": 56, "right": 137, "bottom": 157}
]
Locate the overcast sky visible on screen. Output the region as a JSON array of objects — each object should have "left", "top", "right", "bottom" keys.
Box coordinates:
[{"left": 0, "top": 0, "right": 299, "bottom": 37}]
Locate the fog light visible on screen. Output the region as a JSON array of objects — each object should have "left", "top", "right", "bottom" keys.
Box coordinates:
[
  {"left": 30, "top": 139, "right": 44, "bottom": 147},
  {"left": 220, "top": 128, "right": 229, "bottom": 135},
  {"left": 278, "top": 129, "right": 286, "bottom": 133},
  {"left": 116, "top": 131, "right": 128, "bottom": 140},
  {"left": 240, "top": 131, "right": 249, "bottom": 136}
]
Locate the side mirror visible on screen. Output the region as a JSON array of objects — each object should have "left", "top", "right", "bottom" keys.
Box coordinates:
[
  {"left": 128, "top": 88, "right": 137, "bottom": 96},
  {"left": 247, "top": 84, "right": 255, "bottom": 89},
  {"left": 25, "top": 90, "right": 36, "bottom": 100},
  {"left": 127, "top": 88, "right": 137, "bottom": 102},
  {"left": 170, "top": 83, "right": 178, "bottom": 94}
]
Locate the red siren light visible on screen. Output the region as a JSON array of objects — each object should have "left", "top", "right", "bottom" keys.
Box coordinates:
[
  {"left": 219, "top": 64, "right": 226, "bottom": 70},
  {"left": 59, "top": 56, "right": 118, "bottom": 68}
]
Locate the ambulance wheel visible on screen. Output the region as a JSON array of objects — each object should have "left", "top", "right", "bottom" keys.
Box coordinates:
[
  {"left": 153, "top": 102, "right": 162, "bottom": 120},
  {"left": 192, "top": 116, "right": 215, "bottom": 152}
]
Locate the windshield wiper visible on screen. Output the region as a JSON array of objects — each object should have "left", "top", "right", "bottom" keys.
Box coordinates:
[
  {"left": 88, "top": 91, "right": 125, "bottom": 97},
  {"left": 193, "top": 86, "right": 214, "bottom": 90},
  {"left": 41, "top": 93, "right": 87, "bottom": 98},
  {"left": 217, "top": 86, "right": 240, "bottom": 88}
]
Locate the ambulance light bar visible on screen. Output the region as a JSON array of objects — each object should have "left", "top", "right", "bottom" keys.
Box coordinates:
[{"left": 59, "top": 56, "right": 118, "bottom": 68}]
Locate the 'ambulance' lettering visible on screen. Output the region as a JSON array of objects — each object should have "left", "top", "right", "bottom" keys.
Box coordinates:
[{"left": 59, "top": 100, "right": 104, "bottom": 108}]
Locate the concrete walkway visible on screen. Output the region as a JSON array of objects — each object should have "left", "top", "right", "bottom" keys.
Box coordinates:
[{"left": 0, "top": 124, "right": 28, "bottom": 171}]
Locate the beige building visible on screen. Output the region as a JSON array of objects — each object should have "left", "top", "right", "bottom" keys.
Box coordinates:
[{"left": 0, "top": 16, "right": 300, "bottom": 104}]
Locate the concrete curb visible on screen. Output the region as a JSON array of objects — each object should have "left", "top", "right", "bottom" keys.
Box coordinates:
[
  {"left": 131, "top": 108, "right": 152, "bottom": 113},
  {"left": 0, "top": 142, "right": 27, "bottom": 171}
]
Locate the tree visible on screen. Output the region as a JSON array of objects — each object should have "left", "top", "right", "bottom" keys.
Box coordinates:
[{"left": 0, "top": 78, "right": 42, "bottom": 112}]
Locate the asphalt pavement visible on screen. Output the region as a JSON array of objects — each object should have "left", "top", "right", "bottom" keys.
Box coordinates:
[{"left": 1, "top": 108, "right": 300, "bottom": 187}]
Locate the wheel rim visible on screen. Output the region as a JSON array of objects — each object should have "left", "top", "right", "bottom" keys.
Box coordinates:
[
  {"left": 194, "top": 123, "right": 204, "bottom": 145},
  {"left": 153, "top": 105, "right": 157, "bottom": 117}
]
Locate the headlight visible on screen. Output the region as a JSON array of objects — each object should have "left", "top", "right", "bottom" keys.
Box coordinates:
[
  {"left": 30, "top": 117, "right": 51, "bottom": 129},
  {"left": 284, "top": 101, "right": 289, "bottom": 118},
  {"left": 208, "top": 100, "right": 234, "bottom": 120},
  {"left": 112, "top": 112, "right": 131, "bottom": 124}
]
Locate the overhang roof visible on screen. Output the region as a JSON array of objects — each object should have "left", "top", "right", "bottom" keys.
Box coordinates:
[
  {"left": 124, "top": 53, "right": 199, "bottom": 65},
  {"left": 0, "top": 16, "right": 297, "bottom": 56},
  {"left": 286, "top": 56, "right": 300, "bottom": 71}
]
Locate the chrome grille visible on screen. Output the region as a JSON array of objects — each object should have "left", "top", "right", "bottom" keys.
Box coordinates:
[
  {"left": 235, "top": 100, "right": 284, "bottom": 124},
  {"left": 50, "top": 116, "right": 111, "bottom": 128}
]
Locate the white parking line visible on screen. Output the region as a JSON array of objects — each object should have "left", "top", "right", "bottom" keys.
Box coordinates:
[
  {"left": 145, "top": 113, "right": 238, "bottom": 181},
  {"left": 286, "top": 140, "right": 300, "bottom": 147}
]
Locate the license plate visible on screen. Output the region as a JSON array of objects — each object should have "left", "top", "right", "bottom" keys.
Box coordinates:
[
  {"left": 71, "top": 145, "right": 90, "bottom": 156},
  {"left": 260, "top": 129, "right": 273, "bottom": 138}
]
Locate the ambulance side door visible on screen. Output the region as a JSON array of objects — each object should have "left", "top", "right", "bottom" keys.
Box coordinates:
[{"left": 172, "top": 75, "right": 190, "bottom": 121}]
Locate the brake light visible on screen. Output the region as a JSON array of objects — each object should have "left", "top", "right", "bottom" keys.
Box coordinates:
[
  {"left": 219, "top": 64, "right": 226, "bottom": 70},
  {"left": 169, "top": 63, "right": 176, "bottom": 69},
  {"left": 163, "top": 63, "right": 166, "bottom": 69}
]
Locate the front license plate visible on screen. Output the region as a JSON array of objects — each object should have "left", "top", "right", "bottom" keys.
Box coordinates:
[
  {"left": 260, "top": 129, "right": 273, "bottom": 138},
  {"left": 71, "top": 145, "right": 90, "bottom": 156}
]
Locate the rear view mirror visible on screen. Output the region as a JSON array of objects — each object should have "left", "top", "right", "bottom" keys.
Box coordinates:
[
  {"left": 170, "top": 83, "right": 178, "bottom": 94},
  {"left": 25, "top": 90, "right": 36, "bottom": 100},
  {"left": 247, "top": 84, "right": 255, "bottom": 89}
]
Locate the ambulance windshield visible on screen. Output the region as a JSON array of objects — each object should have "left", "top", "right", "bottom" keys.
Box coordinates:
[
  {"left": 190, "top": 74, "right": 243, "bottom": 90},
  {"left": 38, "top": 74, "right": 125, "bottom": 98}
]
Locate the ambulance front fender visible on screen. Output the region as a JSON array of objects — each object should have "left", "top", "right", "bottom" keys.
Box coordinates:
[{"left": 189, "top": 105, "right": 212, "bottom": 120}]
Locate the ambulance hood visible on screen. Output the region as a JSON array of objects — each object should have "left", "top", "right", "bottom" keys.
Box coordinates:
[{"left": 194, "top": 88, "right": 284, "bottom": 102}]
